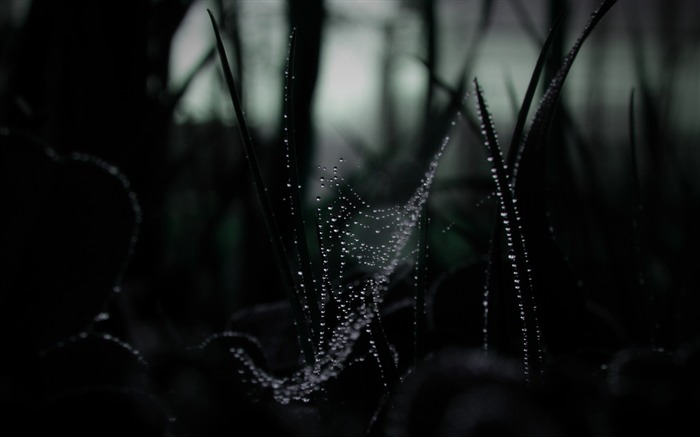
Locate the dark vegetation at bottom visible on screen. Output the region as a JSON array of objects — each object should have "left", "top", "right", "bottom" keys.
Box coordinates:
[{"left": 2, "top": 0, "right": 700, "bottom": 435}]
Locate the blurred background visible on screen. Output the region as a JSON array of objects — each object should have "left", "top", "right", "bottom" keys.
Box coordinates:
[{"left": 1, "top": 0, "right": 699, "bottom": 353}]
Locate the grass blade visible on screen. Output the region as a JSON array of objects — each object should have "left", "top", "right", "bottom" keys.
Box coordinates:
[
  {"left": 474, "top": 78, "right": 541, "bottom": 381},
  {"left": 422, "top": 0, "right": 437, "bottom": 126},
  {"left": 501, "top": 0, "right": 617, "bottom": 365},
  {"left": 513, "top": 0, "right": 618, "bottom": 185},
  {"left": 368, "top": 313, "right": 399, "bottom": 389},
  {"left": 283, "top": 28, "right": 323, "bottom": 345},
  {"left": 479, "top": 0, "right": 494, "bottom": 32},
  {"left": 208, "top": 10, "right": 315, "bottom": 365},
  {"left": 505, "top": 10, "right": 565, "bottom": 175}
]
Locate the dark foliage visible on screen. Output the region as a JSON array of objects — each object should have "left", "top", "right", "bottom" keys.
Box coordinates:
[{"left": 2, "top": 0, "right": 700, "bottom": 435}]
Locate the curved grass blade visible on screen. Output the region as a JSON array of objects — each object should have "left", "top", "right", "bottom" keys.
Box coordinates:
[
  {"left": 479, "top": 0, "right": 494, "bottom": 32},
  {"left": 512, "top": 0, "right": 618, "bottom": 185},
  {"left": 505, "top": 10, "right": 565, "bottom": 175},
  {"left": 422, "top": 0, "right": 437, "bottom": 125},
  {"left": 497, "top": 0, "right": 617, "bottom": 368},
  {"left": 228, "top": 0, "right": 245, "bottom": 103},
  {"left": 483, "top": 11, "right": 563, "bottom": 358},
  {"left": 474, "top": 78, "right": 542, "bottom": 382},
  {"left": 283, "top": 28, "right": 323, "bottom": 345},
  {"left": 367, "top": 311, "right": 399, "bottom": 389},
  {"left": 208, "top": 10, "right": 315, "bottom": 365}
]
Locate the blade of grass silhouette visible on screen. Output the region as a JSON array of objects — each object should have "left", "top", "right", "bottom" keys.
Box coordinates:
[
  {"left": 208, "top": 10, "right": 315, "bottom": 365},
  {"left": 509, "top": 0, "right": 618, "bottom": 291},
  {"left": 208, "top": 0, "right": 244, "bottom": 102},
  {"left": 479, "top": 0, "right": 494, "bottom": 32},
  {"left": 228, "top": 0, "right": 245, "bottom": 103},
  {"left": 367, "top": 310, "right": 399, "bottom": 389},
  {"left": 475, "top": 78, "right": 541, "bottom": 382},
  {"left": 508, "top": 0, "right": 618, "bottom": 318},
  {"left": 484, "top": 12, "right": 564, "bottom": 352},
  {"left": 421, "top": 0, "right": 437, "bottom": 129},
  {"left": 501, "top": 0, "right": 616, "bottom": 368},
  {"left": 512, "top": 0, "right": 617, "bottom": 184},
  {"left": 283, "top": 28, "right": 323, "bottom": 346},
  {"left": 505, "top": 10, "right": 564, "bottom": 175},
  {"left": 429, "top": 8, "right": 561, "bottom": 219}
]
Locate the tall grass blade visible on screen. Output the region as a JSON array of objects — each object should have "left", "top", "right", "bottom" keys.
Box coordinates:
[
  {"left": 228, "top": 0, "right": 245, "bottom": 103},
  {"left": 474, "top": 79, "right": 541, "bottom": 381},
  {"left": 283, "top": 28, "right": 323, "bottom": 346},
  {"left": 502, "top": 0, "right": 616, "bottom": 363},
  {"left": 513, "top": 0, "right": 618, "bottom": 184},
  {"left": 505, "top": 11, "right": 565, "bottom": 174},
  {"left": 422, "top": 0, "right": 437, "bottom": 126},
  {"left": 479, "top": 0, "right": 494, "bottom": 32},
  {"left": 208, "top": 10, "right": 315, "bottom": 365},
  {"left": 368, "top": 312, "right": 399, "bottom": 389}
]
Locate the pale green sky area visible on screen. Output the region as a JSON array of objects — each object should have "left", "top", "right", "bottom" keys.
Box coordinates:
[{"left": 169, "top": 0, "right": 698, "bottom": 190}]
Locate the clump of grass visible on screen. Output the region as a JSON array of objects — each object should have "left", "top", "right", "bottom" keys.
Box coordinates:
[
  {"left": 475, "top": 77, "right": 543, "bottom": 382},
  {"left": 476, "top": 0, "right": 617, "bottom": 381}
]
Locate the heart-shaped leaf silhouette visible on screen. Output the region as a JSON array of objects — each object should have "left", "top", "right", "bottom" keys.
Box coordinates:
[{"left": 1, "top": 129, "right": 140, "bottom": 350}]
